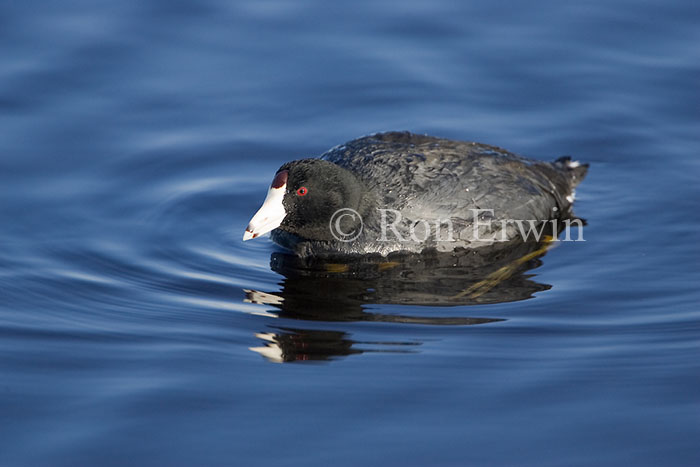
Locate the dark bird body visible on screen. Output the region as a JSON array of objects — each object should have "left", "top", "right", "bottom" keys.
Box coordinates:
[{"left": 245, "top": 131, "right": 588, "bottom": 257}]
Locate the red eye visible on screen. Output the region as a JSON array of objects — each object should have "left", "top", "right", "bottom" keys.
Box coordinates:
[{"left": 296, "top": 186, "right": 308, "bottom": 196}]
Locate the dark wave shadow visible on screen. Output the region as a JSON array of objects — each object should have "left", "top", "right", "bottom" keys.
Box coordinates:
[{"left": 245, "top": 240, "right": 556, "bottom": 362}]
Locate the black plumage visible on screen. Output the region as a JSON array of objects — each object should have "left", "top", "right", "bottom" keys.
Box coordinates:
[{"left": 257, "top": 131, "right": 588, "bottom": 256}]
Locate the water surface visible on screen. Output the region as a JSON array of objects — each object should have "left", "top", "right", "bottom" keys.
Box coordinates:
[{"left": 1, "top": 0, "right": 699, "bottom": 465}]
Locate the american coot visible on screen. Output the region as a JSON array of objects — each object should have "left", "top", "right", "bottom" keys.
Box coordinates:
[{"left": 243, "top": 132, "right": 588, "bottom": 257}]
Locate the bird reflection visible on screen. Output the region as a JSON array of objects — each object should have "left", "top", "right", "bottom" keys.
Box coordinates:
[
  {"left": 246, "top": 239, "right": 556, "bottom": 363},
  {"left": 248, "top": 327, "right": 421, "bottom": 363}
]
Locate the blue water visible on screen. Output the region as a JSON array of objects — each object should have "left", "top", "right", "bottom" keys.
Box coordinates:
[{"left": 2, "top": 0, "right": 699, "bottom": 465}]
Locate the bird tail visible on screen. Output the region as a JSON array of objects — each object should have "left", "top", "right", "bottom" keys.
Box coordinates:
[{"left": 554, "top": 156, "right": 589, "bottom": 187}]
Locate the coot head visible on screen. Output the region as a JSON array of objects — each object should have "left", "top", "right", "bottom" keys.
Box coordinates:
[{"left": 243, "top": 159, "right": 367, "bottom": 242}]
